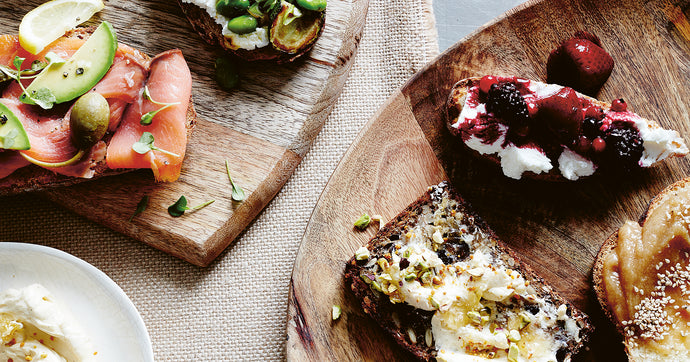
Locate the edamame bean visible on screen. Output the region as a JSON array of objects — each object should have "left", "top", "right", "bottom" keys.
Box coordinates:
[
  {"left": 216, "top": 0, "right": 251, "bottom": 18},
  {"left": 215, "top": 57, "right": 240, "bottom": 90},
  {"left": 227, "top": 15, "right": 258, "bottom": 34},
  {"left": 295, "top": 0, "right": 326, "bottom": 12}
]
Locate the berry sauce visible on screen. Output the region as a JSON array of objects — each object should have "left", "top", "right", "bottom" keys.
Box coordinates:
[{"left": 456, "top": 76, "right": 644, "bottom": 170}]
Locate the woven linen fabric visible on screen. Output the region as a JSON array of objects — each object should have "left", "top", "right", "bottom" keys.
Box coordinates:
[{"left": 0, "top": 0, "right": 439, "bottom": 359}]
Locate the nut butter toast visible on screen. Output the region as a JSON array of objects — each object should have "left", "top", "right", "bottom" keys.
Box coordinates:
[{"left": 594, "top": 177, "right": 690, "bottom": 361}]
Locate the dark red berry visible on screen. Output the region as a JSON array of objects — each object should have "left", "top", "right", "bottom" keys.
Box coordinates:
[
  {"left": 486, "top": 82, "right": 530, "bottom": 126},
  {"left": 574, "top": 135, "right": 592, "bottom": 153},
  {"left": 479, "top": 75, "right": 498, "bottom": 94},
  {"left": 547, "top": 32, "right": 614, "bottom": 96},
  {"left": 592, "top": 137, "right": 606, "bottom": 152},
  {"left": 611, "top": 98, "right": 627, "bottom": 112},
  {"left": 603, "top": 122, "right": 643, "bottom": 169},
  {"left": 536, "top": 87, "right": 584, "bottom": 142},
  {"left": 582, "top": 116, "right": 604, "bottom": 139}
]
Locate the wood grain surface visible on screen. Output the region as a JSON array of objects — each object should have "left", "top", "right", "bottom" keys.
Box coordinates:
[
  {"left": 287, "top": 0, "right": 690, "bottom": 360},
  {"left": 0, "top": 0, "right": 367, "bottom": 266}
]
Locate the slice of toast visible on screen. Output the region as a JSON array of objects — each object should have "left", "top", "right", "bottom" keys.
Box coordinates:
[
  {"left": 0, "top": 27, "right": 197, "bottom": 196},
  {"left": 446, "top": 76, "right": 687, "bottom": 181},
  {"left": 177, "top": 0, "right": 325, "bottom": 63},
  {"left": 345, "top": 182, "right": 592, "bottom": 361},
  {"left": 593, "top": 177, "right": 690, "bottom": 361}
]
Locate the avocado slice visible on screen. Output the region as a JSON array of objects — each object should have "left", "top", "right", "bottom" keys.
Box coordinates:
[
  {"left": 21, "top": 21, "right": 117, "bottom": 108},
  {"left": 0, "top": 103, "right": 30, "bottom": 150}
]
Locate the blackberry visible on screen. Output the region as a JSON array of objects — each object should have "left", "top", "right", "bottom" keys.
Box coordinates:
[
  {"left": 581, "top": 116, "right": 603, "bottom": 139},
  {"left": 486, "top": 82, "right": 529, "bottom": 126},
  {"left": 603, "top": 122, "right": 643, "bottom": 169}
]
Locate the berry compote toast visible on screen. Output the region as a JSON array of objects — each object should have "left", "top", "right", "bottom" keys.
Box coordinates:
[{"left": 446, "top": 76, "right": 688, "bottom": 181}]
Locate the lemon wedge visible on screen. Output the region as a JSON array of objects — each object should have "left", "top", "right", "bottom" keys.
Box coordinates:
[{"left": 19, "top": 0, "right": 105, "bottom": 55}]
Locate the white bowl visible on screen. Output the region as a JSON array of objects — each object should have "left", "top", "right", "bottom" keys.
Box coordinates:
[{"left": 0, "top": 242, "right": 153, "bottom": 361}]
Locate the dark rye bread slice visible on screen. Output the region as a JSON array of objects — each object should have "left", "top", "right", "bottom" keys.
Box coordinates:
[
  {"left": 592, "top": 177, "right": 690, "bottom": 361},
  {"left": 177, "top": 0, "right": 324, "bottom": 63},
  {"left": 445, "top": 77, "right": 687, "bottom": 182},
  {"left": 0, "top": 27, "right": 197, "bottom": 196},
  {"left": 345, "top": 181, "right": 593, "bottom": 361}
]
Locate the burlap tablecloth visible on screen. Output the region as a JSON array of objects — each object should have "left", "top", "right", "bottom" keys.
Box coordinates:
[{"left": 0, "top": 0, "right": 439, "bottom": 359}]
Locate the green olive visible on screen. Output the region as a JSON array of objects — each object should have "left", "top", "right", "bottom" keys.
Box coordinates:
[
  {"left": 215, "top": 57, "right": 240, "bottom": 90},
  {"left": 70, "top": 92, "right": 109, "bottom": 149},
  {"left": 295, "top": 0, "right": 326, "bottom": 12},
  {"left": 216, "top": 0, "right": 251, "bottom": 18},
  {"left": 227, "top": 15, "right": 258, "bottom": 35}
]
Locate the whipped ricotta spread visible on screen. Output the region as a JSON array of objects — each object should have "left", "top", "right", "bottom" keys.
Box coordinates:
[
  {"left": 180, "top": 0, "right": 270, "bottom": 50},
  {"left": 356, "top": 185, "right": 586, "bottom": 361},
  {"left": 448, "top": 77, "right": 688, "bottom": 180},
  {"left": 0, "top": 284, "right": 97, "bottom": 362}
]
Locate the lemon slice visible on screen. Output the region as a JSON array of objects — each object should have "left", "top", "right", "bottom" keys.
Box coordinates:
[{"left": 19, "top": 0, "right": 105, "bottom": 55}]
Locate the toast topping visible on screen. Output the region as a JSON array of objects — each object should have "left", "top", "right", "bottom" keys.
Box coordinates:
[
  {"left": 601, "top": 182, "right": 690, "bottom": 359},
  {"left": 355, "top": 184, "right": 586, "bottom": 361},
  {"left": 447, "top": 76, "right": 688, "bottom": 180}
]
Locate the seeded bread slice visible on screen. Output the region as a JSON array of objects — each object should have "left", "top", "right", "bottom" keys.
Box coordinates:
[
  {"left": 593, "top": 177, "right": 690, "bottom": 361},
  {"left": 446, "top": 77, "right": 688, "bottom": 181},
  {"left": 344, "top": 181, "right": 593, "bottom": 361},
  {"left": 0, "top": 27, "right": 197, "bottom": 196}
]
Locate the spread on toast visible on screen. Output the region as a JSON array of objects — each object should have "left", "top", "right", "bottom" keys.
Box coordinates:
[
  {"left": 446, "top": 76, "right": 687, "bottom": 180},
  {"left": 346, "top": 182, "right": 592, "bottom": 361},
  {"left": 595, "top": 177, "right": 690, "bottom": 361}
]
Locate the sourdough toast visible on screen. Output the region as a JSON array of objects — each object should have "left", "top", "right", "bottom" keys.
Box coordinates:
[
  {"left": 0, "top": 27, "right": 197, "bottom": 196},
  {"left": 345, "top": 182, "right": 592, "bottom": 361},
  {"left": 593, "top": 177, "right": 690, "bottom": 361},
  {"left": 446, "top": 76, "right": 687, "bottom": 181}
]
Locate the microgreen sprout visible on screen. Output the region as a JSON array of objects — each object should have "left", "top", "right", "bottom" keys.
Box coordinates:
[
  {"left": 0, "top": 54, "right": 64, "bottom": 109},
  {"left": 129, "top": 195, "right": 150, "bottom": 222},
  {"left": 140, "top": 86, "right": 180, "bottom": 126},
  {"left": 132, "top": 132, "right": 180, "bottom": 158},
  {"left": 168, "top": 196, "right": 215, "bottom": 217},
  {"left": 225, "top": 159, "right": 245, "bottom": 202}
]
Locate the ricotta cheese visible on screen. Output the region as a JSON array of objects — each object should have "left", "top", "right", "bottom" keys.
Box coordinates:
[
  {"left": 0, "top": 284, "right": 97, "bottom": 362},
  {"left": 558, "top": 147, "right": 596, "bottom": 181},
  {"left": 499, "top": 145, "right": 552, "bottom": 180}
]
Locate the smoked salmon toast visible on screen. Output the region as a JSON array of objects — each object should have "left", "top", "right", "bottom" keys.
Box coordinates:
[{"left": 0, "top": 26, "right": 196, "bottom": 195}]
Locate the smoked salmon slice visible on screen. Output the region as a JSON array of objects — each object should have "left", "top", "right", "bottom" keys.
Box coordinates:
[{"left": 106, "top": 49, "right": 191, "bottom": 182}]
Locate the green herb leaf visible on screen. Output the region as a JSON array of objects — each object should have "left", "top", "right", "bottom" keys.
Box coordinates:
[
  {"left": 168, "top": 195, "right": 215, "bottom": 217},
  {"left": 225, "top": 159, "right": 245, "bottom": 202},
  {"left": 131, "top": 132, "right": 181, "bottom": 158},
  {"left": 31, "top": 87, "right": 57, "bottom": 109},
  {"left": 354, "top": 213, "right": 371, "bottom": 230},
  {"left": 140, "top": 86, "right": 180, "bottom": 126},
  {"left": 129, "top": 195, "right": 149, "bottom": 222},
  {"left": 13, "top": 56, "right": 25, "bottom": 71}
]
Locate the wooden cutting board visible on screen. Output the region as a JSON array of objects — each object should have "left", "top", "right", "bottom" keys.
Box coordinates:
[
  {"left": 0, "top": 0, "right": 367, "bottom": 266},
  {"left": 286, "top": 0, "right": 690, "bottom": 360}
]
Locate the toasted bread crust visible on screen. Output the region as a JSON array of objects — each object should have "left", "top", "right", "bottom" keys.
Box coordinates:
[
  {"left": 176, "top": 0, "right": 324, "bottom": 63},
  {"left": 592, "top": 177, "right": 690, "bottom": 361},
  {"left": 445, "top": 77, "right": 686, "bottom": 182},
  {"left": 345, "top": 182, "right": 593, "bottom": 360},
  {"left": 0, "top": 27, "right": 198, "bottom": 196}
]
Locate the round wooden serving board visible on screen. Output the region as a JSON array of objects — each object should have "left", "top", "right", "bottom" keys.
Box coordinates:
[
  {"left": 287, "top": 0, "right": 690, "bottom": 360},
  {"left": 0, "top": 0, "right": 367, "bottom": 266}
]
